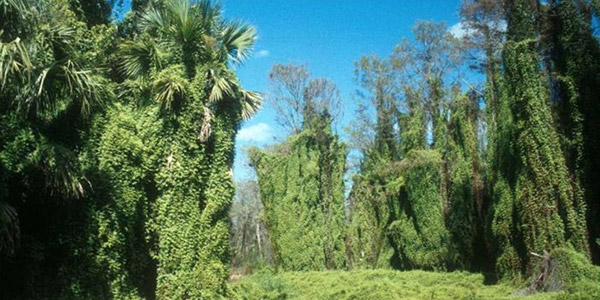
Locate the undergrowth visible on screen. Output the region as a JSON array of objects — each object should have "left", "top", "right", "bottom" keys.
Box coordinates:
[{"left": 232, "top": 266, "right": 600, "bottom": 300}]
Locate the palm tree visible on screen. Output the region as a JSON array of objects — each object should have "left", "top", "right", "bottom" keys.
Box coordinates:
[
  {"left": 0, "top": 0, "right": 104, "bottom": 255},
  {"left": 1, "top": 0, "right": 103, "bottom": 194},
  {"left": 119, "top": 0, "right": 262, "bottom": 140},
  {"left": 2, "top": 0, "right": 104, "bottom": 119}
]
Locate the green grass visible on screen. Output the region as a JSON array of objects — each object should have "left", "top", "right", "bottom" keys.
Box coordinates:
[{"left": 231, "top": 269, "right": 599, "bottom": 300}]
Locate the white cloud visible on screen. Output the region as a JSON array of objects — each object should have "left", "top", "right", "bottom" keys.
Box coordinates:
[
  {"left": 449, "top": 22, "right": 470, "bottom": 39},
  {"left": 449, "top": 21, "right": 506, "bottom": 39},
  {"left": 255, "top": 50, "right": 269, "bottom": 58},
  {"left": 237, "top": 123, "right": 273, "bottom": 142}
]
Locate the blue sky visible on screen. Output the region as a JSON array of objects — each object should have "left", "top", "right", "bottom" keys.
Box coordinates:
[{"left": 115, "top": 0, "right": 465, "bottom": 181}]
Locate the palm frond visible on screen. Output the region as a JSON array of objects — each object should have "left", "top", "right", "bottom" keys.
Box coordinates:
[
  {"left": 19, "top": 59, "right": 104, "bottom": 118},
  {"left": 60, "top": 60, "right": 104, "bottom": 116},
  {"left": 20, "top": 62, "right": 55, "bottom": 115},
  {"left": 152, "top": 66, "right": 188, "bottom": 112},
  {"left": 139, "top": 4, "right": 169, "bottom": 34},
  {"left": 197, "top": 0, "right": 222, "bottom": 34},
  {"left": 220, "top": 21, "right": 257, "bottom": 64},
  {"left": 0, "top": 0, "right": 24, "bottom": 12},
  {"left": 168, "top": 0, "right": 190, "bottom": 37},
  {"left": 0, "top": 0, "right": 27, "bottom": 23},
  {"left": 29, "top": 138, "right": 87, "bottom": 198},
  {"left": 0, "top": 201, "right": 20, "bottom": 256},
  {"left": 119, "top": 38, "right": 160, "bottom": 78},
  {"left": 0, "top": 35, "right": 31, "bottom": 88},
  {"left": 239, "top": 89, "right": 262, "bottom": 120},
  {"left": 208, "top": 67, "right": 234, "bottom": 102},
  {"left": 46, "top": 23, "right": 76, "bottom": 56}
]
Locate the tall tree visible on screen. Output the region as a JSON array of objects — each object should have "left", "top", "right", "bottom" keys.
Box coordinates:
[
  {"left": 115, "top": 1, "right": 262, "bottom": 298},
  {"left": 547, "top": 0, "right": 600, "bottom": 263},
  {"left": 446, "top": 91, "right": 484, "bottom": 270},
  {"left": 411, "top": 21, "right": 462, "bottom": 149},
  {"left": 0, "top": 0, "right": 111, "bottom": 297},
  {"left": 347, "top": 23, "right": 461, "bottom": 270},
  {"left": 458, "top": 0, "right": 522, "bottom": 276},
  {"left": 267, "top": 63, "right": 342, "bottom": 134},
  {"left": 250, "top": 103, "right": 347, "bottom": 271},
  {"left": 346, "top": 49, "right": 404, "bottom": 269},
  {"left": 458, "top": 0, "right": 506, "bottom": 171},
  {"left": 354, "top": 55, "right": 400, "bottom": 159},
  {"left": 493, "top": 0, "right": 589, "bottom": 275}
]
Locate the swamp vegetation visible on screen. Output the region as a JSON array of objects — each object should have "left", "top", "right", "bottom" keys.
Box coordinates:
[{"left": 1, "top": 0, "right": 600, "bottom": 299}]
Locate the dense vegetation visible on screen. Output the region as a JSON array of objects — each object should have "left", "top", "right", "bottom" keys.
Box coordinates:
[
  {"left": 250, "top": 111, "right": 347, "bottom": 271},
  {"left": 1, "top": 0, "right": 260, "bottom": 299},
  {"left": 233, "top": 248, "right": 600, "bottom": 300},
  {"left": 248, "top": 65, "right": 347, "bottom": 272},
  {"left": 244, "top": 0, "right": 600, "bottom": 297},
  {"left": 1, "top": 0, "right": 599, "bottom": 299}
]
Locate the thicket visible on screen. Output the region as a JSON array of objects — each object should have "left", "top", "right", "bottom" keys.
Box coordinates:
[
  {"left": 250, "top": 112, "right": 347, "bottom": 271},
  {"left": 546, "top": 0, "right": 600, "bottom": 263},
  {"left": 344, "top": 0, "right": 598, "bottom": 283},
  {"left": 1, "top": 0, "right": 600, "bottom": 299},
  {"left": 232, "top": 261, "right": 600, "bottom": 300},
  {"left": 345, "top": 21, "right": 482, "bottom": 272},
  {"left": 0, "top": 0, "right": 261, "bottom": 299},
  {"left": 487, "top": 0, "right": 591, "bottom": 278},
  {"left": 256, "top": 2, "right": 599, "bottom": 283}
]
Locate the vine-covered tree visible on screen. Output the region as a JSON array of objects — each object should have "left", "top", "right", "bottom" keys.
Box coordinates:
[
  {"left": 0, "top": 0, "right": 111, "bottom": 297},
  {"left": 1, "top": 0, "right": 599, "bottom": 298},
  {"left": 267, "top": 63, "right": 342, "bottom": 134},
  {"left": 547, "top": 0, "right": 600, "bottom": 263},
  {"left": 489, "top": 0, "right": 589, "bottom": 277},
  {"left": 346, "top": 21, "right": 476, "bottom": 271},
  {"left": 250, "top": 67, "right": 346, "bottom": 271},
  {"left": 1, "top": 0, "right": 261, "bottom": 299}
]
